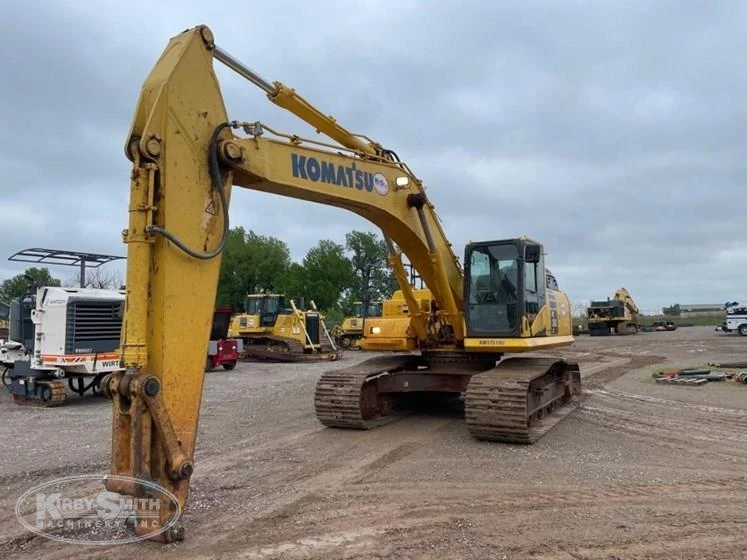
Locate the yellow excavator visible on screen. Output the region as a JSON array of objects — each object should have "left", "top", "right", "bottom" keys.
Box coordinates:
[
  {"left": 228, "top": 293, "right": 340, "bottom": 360},
  {"left": 102, "top": 25, "right": 581, "bottom": 542},
  {"left": 586, "top": 287, "right": 640, "bottom": 336}
]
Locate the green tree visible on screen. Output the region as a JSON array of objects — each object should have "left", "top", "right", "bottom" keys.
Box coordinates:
[
  {"left": 299, "top": 239, "right": 355, "bottom": 311},
  {"left": 216, "top": 227, "right": 291, "bottom": 310},
  {"left": 0, "top": 267, "right": 61, "bottom": 302},
  {"left": 345, "top": 230, "right": 397, "bottom": 311},
  {"left": 275, "top": 263, "right": 307, "bottom": 304}
]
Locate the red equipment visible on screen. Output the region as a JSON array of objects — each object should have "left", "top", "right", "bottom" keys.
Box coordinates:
[{"left": 205, "top": 307, "right": 242, "bottom": 370}]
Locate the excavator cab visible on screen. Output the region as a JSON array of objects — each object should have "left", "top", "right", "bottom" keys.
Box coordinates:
[{"left": 464, "top": 238, "right": 547, "bottom": 338}]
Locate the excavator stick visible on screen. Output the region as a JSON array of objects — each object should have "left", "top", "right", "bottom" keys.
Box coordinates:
[{"left": 103, "top": 27, "right": 232, "bottom": 542}]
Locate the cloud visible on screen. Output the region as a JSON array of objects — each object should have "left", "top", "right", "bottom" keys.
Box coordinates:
[{"left": 1, "top": 0, "right": 746, "bottom": 314}]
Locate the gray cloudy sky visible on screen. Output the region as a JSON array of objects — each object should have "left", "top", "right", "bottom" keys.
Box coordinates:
[{"left": 2, "top": 0, "right": 746, "bottom": 314}]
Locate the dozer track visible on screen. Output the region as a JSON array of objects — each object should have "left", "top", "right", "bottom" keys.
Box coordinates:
[
  {"left": 465, "top": 357, "right": 581, "bottom": 444},
  {"left": 314, "top": 355, "right": 415, "bottom": 429},
  {"left": 12, "top": 380, "right": 67, "bottom": 407},
  {"left": 241, "top": 336, "right": 342, "bottom": 362}
]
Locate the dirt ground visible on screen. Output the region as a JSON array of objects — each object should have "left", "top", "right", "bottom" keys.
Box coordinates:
[{"left": 1, "top": 325, "right": 746, "bottom": 559}]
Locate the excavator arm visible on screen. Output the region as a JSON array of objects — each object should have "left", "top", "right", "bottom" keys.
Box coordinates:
[
  {"left": 613, "top": 288, "right": 640, "bottom": 316},
  {"left": 105, "top": 24, "right": 468, "bottom": 541}
]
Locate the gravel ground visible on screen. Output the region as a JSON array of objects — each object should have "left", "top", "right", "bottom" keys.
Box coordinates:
[{"left": 1, "top": 326, "right": 745, "bottom": 559}]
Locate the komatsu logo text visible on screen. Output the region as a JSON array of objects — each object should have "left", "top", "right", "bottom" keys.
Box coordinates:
[{"left": 291, "top": 154, "right": 389, "bottom": 196}]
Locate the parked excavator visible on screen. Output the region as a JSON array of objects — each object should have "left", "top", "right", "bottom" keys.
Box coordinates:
[
  {"left": 228, "top": 293, "right": 340, "bottom": 360},
  {"left": 102, "top": 25, "right": 581, "bottom": 542},
  {"left": 586, "top": 288, "right": 640, "bottom": 336}
]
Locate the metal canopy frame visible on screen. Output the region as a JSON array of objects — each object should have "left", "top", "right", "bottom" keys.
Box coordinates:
[{"left": 8, "top": 248, "right": 125, "bottom": 288}]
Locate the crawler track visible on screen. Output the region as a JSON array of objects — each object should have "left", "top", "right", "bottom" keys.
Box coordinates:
[
  {"left": 314, "top": 355, "right": 416, "bottom": 429},
  {"left": 242, "top": 336, "right": 342, "bottom": 363},
  {"left": 11, "top": 380, "right": 67, "bottom": 407},
  {"left": 316, "top": 354, "right": 582, "bottom": 445},
  {"left": 465, "top": 357, "right": 581, "bottom": 444}
]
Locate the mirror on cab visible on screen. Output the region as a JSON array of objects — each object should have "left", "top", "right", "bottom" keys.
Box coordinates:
[{"left": 524, "top": 244, "right": 541, "bottom": 263}]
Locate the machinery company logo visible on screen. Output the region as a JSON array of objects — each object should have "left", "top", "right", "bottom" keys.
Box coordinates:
[
  {"left": 99, "top": 359, "right": 121, "bottom": 369},
  {"left": 372, "top": 173, "right": 389, "bottom": 196},
  {"left": 15, "top": 474, "right": 181, "bottom": 545},
  {"left": 290, "top": 153, "right": 387, "bottom": 195}
]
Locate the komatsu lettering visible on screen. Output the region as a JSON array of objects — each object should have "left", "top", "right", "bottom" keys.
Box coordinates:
[{"left": 291, "top": 154, "right": 377, "bottom": 193}]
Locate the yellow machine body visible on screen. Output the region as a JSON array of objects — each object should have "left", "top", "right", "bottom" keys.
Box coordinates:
[
  {"left": 359, "top": 288, "right": 434, "bottom": 351},
  {"left": 332, "top": 300, "right": 382, "bottom": 349}
]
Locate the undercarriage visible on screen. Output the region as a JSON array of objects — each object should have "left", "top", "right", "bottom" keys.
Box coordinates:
[
  {"left": 240, "top": 335, "right": 342, "bottom": 362},
  {"left": 315, "top": 352, "right": 582, "bottom": 443},
  {"left": 5, "top": 360, "right": 109, "bottom": 407},
  {"left": 588, "top": 320, "right": 638, "bottom": 336}
]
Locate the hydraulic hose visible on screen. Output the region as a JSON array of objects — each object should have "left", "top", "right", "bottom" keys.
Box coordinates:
[{"left": 145, "top": 122, "right": 231, "bottom": 260}]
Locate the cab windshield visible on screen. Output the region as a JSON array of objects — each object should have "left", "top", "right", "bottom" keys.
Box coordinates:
[
  {"left": 246, "top": 296, "right": 283, "bottom": 315},
  {"left": 467, "top": 244, "right": 519, "bottom": 334}
]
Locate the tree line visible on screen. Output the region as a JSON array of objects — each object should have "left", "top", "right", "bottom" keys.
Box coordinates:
[
  {"left": 216, "top": 227, "right": 398, "bottom": 321},
  {"left": 0, "top": 228, "right": 400, "bottom": 323}
]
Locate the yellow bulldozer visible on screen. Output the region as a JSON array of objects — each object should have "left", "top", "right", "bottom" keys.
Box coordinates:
[
  {"left": 333, "top": 262, "right": 433, "bottom": 351},
  {"left": 228, "top": 293, "right": 341, "bottom": 361},
  {"left": 330, "top": 300, "right": 383, "bottom": 349}
]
